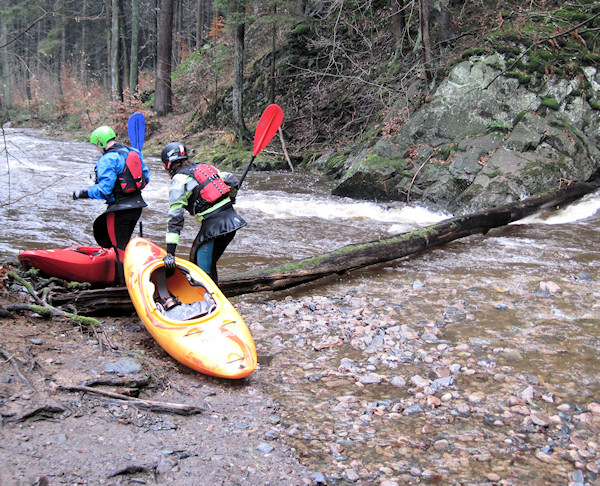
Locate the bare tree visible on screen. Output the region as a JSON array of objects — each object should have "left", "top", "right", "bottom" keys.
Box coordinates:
[
  {"left": 110, "top": 0, "right": 120, "bottom": 99},
  {"left": 155, "top": 0, "right": 174, "bottom": 115},
  {"left": 391, "top": 0, "right": 406, "bottom": 47},
  {"left": 130, "top": 0, "right": 140, "bottom": 93},
  {"left": 231, "top": 0, "right": 247, "bottom": 139},
  {"left": 0, "top": 14, "right": 10, "bottom": 108},
  {"left": 297, "top": 0, "right": 307, "bottom": 15},
  {"left": 419, "top": 0, "right": 432, "bottom": 84}
]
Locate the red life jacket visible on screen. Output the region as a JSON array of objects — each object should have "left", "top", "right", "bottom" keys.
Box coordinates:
[
  {"left": 114, "top": 148, "right": 147, "bottom": 194},
  {"left": 181, "top": 164, "right": 230, "bottom": 209}
]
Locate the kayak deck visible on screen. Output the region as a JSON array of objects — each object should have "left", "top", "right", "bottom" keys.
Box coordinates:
[{"left": 124, "top": 237, "right": 257, "bottom": 379}]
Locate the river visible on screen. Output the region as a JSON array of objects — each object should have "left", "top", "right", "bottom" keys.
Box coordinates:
[{"left": 2, "top": 127, "right": 599, "bottom": 484}]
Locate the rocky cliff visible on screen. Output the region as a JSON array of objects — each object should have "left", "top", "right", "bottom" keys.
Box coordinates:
[{"left": 322, "top": 53, "right": 600, "bottom": 214}]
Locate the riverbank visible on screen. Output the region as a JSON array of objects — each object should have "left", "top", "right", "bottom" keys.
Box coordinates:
[{"left": 1, "top": 255, "right": 599, "bottom": 485}]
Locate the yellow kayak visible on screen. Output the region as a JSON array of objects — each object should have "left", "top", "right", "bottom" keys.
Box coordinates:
[{"left": 123, "top": 237, "right": 257, "bottom": 379}]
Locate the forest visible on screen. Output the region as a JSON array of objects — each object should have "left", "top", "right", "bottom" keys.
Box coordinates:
[{"left": 1, "top": 0, "right": 599, "bottom": 159}]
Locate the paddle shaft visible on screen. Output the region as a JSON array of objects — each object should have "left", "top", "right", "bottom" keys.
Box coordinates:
[{"left": 237, "top": 155, "right": 256, "bottom": 189}]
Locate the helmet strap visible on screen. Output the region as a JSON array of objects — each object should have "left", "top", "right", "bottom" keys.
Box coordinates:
[{"left": 169, "top": 160, "right": 183, "bottom": 177}]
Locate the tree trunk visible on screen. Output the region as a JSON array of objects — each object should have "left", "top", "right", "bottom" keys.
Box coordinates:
[
  {"left": 154, "top": 0, "right": 174, "bottom": 116},
  {"left": 391, "top": 0, "right": 406, "bottom": 47},
  {"left": 437, "top": 0, "right": 452, "bottom": 44},
  {"left": 0, "top": 15, "right": 10, "bottom": 108},
  {"left": 130, "top": 0, "right": 140, "bottom": 93},
  {"left": 118, "top": 0, "right": 130, "bottom": 97},
  {"left": 231, "top": 0, "right": 247, "bottom": 139},
  {"left": 80, "top": 0, "right": 89, "bottom": 85},
  {"left": 196, "top": 0, "right": 205, "bottom": 48},
  {"left": 49, "top": 182, "right": 600, "bottom": 315},
  {"left": 298, "top": 0, "right": 307, "bottom": 15},
  {"left": 419, "top": 0, "right": 432, "bottom": 84},
  {"left": 111, "top": 0, "right": 120, "bottom": 99}
]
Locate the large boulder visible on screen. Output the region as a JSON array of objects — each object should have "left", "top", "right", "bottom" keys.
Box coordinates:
[{"left": 329, "top": 53, "right": 600, "bottom": 214}]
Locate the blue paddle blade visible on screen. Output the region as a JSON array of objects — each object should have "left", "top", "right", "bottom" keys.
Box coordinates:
[{"left": 127, "top": 112, "right": 145, "bottom": 150}]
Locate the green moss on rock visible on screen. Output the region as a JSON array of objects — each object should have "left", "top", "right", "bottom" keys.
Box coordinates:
[{"left": 541, "top": 96, "right": 560, "bottom": 110}]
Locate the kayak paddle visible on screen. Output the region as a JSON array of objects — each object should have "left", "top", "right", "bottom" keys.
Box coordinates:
[
  {"left": 127, "top": 111, "right": 146, "bottom": 240},
  {"left": 128, "top": 112, "right": 145, "bottom": 151},
  {"left": 238, "top": 104, "right": 284, "bottom": 188}
]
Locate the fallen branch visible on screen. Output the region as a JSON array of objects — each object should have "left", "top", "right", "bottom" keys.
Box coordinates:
[
  {"left": 106, "top": 463, "right": 157, "bottom": 480},
  {"left": 0, "top": 343, "right": 35, "bottom": 390},
  {"left": 11, "top": 405, "right": 66, "bottom": 423},
  {"left": 82, "top": 375, "right": 151, "bottom": 389},
  {"left": 278, "top": 127, "right": 294, "bottom": 172},
  {"left": 58, "top": 384, "right": 206, "bottom": 415},
  {"left": 6, "top": 271, "right": 102, "bottom": 327}
]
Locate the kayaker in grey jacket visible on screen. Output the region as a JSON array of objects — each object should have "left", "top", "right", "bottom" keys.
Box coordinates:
[{"left": 160, "top": 142, "right": 246, "bottom": 284}]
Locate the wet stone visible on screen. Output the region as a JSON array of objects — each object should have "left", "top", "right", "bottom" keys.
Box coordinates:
[
  {"left": 256, "top": 443, "right": 275, "bottom": 454},
  {"left": 102, "top": 358, "right": 142, "bottom": 374},
  {"left": 403, "top": 404, "right": 424, "bottom": 415}
]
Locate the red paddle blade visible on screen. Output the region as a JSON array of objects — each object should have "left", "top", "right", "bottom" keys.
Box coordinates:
[{"left": 253, "top": 104, "right": 284, "bottom": 156}]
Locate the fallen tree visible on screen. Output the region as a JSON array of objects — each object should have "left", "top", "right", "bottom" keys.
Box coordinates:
[{"left": 50, "top": 181, "right": 599, "bottom": 315}]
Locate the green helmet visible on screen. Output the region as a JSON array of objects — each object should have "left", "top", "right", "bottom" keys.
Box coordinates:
[{"left": 90, "top": 126, "right": 116, "bottom": 149}]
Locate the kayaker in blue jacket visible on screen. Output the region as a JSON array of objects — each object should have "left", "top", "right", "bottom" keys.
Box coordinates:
[
  {"left": 73, "top": 125, "right": 150, "bottom": 284},
  {"left": 160, "top": 142, "right": 245, "bottom": 284}
]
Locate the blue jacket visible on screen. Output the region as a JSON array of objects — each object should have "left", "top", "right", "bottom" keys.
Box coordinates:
[{"left": 87, "top": 144, "right": 150, "bottom": 203}]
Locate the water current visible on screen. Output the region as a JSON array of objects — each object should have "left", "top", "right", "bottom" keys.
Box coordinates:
[{"left": 2, "top": 128, "right": 600, "bottom": 484}]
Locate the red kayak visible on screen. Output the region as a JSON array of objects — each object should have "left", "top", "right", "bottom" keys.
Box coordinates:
[{"left": 18, "top": 246, "right": 117, "bottom": 284}]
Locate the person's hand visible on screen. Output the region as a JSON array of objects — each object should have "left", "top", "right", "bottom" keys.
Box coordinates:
[
  {"left": 163, "top": 253, "right": 176, "bottom": 271},
  {"left": 72, "top": 189, "right": 89, "bottom": 200}
]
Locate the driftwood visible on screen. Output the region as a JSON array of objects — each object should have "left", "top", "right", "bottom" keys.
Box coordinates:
[
  {"left": 5, "top": 271, "right": 103, "bottom": 326},
  {"left": 51, "top": 181, "right": 599, "bottom": 315},
  {"left": 58, "top": 384, "right": 206, "bottom": 415},
  {"left": 0, "top": 343, "right": 35, "bottom": 390}
]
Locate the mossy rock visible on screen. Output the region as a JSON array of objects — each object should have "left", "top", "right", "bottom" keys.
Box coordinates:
[{"left": 541, "top": 96, "right": 560, "bottom": 110}]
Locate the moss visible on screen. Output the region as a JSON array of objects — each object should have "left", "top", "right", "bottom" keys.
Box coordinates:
[
  {"left": 513, "top": 111, "right": 526, "bottom": 127},
  {"left": 461, "top": 47, "right": 489, "bottom": 59},
  {"left": 437, "top": 144, "right": 458, "bottom": 160},
  {"left": 541, "top": 96, "right": 560, "bottom": 110},
  {"left": 589, "top": 99, "right": 600, "bottom": 111},
  {"left": 361, "top": 154, "right": 406, "bottom": 172},
  {"left": 584, "top": 53, "right": 600, "bottom": 64},
  {"left": 326, "top": 151, "right": 350, "bottom": 171},
  {"left": 506, "top": 71, "right": 531, "bottom": 85},
  {"left": 549, "top": 119, "right": 576, "bottom": 132},
  {"left": 493, "top": 43, "right": 521, "bottom": 58},
  {"left": 486, "top": 121, "right": 512, "bottom": 134},
  {"left": 290, "top": 23, "right": 310, "bottom": 36},
  {"left": 67, "top": 281, "right": 91, "bottom": 290}
]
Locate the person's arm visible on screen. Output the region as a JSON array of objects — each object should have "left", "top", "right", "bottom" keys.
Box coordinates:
[
  {"left": 165, "top": 174, "right": 193, "bottom": 252},
  {"left": 219, "top": 171, "right": 239, "bottom": 201},
  {"left": 86, "top": 153, "right": 119, "bottom": 200}
]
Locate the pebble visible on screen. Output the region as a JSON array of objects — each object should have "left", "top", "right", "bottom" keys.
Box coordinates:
[
  {"left": 540, "top": 281, "right": 562, "bottom": 294},
  {"left": 312, "top": 472, "right": 326, "bottom": 484},
  {"left": 344, "top": 469, "right": 359, "bottom": 481},
  {"left": 102, "top": 358, "right": 142, "bottom": 374},
  {"left": 587, "top": 402, "right": 600, "bottom": 415},
  {"left": 256, "top": 443, "right": 275, "bottom": 454},
  {"left": 237, "top": 273, "right": 599, "bottom": 485},
  {"left": 390, "top": 376, "right": 406, "bottom": 387}
]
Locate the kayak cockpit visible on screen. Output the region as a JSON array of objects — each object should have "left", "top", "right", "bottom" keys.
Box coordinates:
[{"left": 150, "top": 265, "right": 217, "bottom": 322}]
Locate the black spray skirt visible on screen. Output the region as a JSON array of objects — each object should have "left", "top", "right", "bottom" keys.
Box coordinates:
[
  {"left": 93, "top": 193, "right": 147, "bottom": 248},
  {"left": 189, "top": 203, "right": 246, "bottom": 262}
]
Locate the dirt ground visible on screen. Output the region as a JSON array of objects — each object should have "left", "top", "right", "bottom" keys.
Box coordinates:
[{"left": 0, "top": 265, "right": 313, "bottom": 486}]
